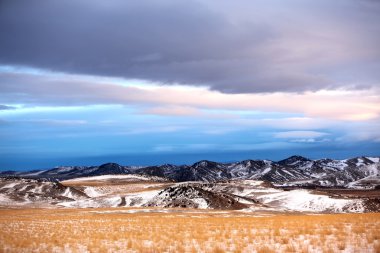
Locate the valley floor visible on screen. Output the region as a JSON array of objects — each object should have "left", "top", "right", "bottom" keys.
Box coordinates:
[{"left": 0, "top": 208, "right": 379, "bottom": 253}]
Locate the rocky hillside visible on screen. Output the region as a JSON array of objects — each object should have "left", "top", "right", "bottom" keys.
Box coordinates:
[{"left": 144, "top": 184, "right": 248, "bottom": 209}]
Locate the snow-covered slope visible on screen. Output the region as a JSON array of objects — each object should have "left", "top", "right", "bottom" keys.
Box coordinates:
[
  {"left": 137, "top": 156, "right": 379, "bottom": 188},
  {"left": 1, "top": 177, "right": 378, "bottom": 213},
  {"left": 276, "top": 157, "right": 380, "bottom": 188},
  {"left": 256, "top": 189, "right": 364, "bottom": 212},
  {"left": 0, "top": 163, "right": 131, "bottom": 181},
  {"left": 61, "top": 174, "right": 169, "bottom": 183},
  {"left": 145, "top": 184, "right": 248, "bottom": 209},
  {"left": 0, "top": 178, "right": 88, "bottom": 206}
]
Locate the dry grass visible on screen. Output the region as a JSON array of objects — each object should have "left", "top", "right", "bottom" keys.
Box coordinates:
[{"left": 0, "top": 208, "right": 379, "bottom": 253}]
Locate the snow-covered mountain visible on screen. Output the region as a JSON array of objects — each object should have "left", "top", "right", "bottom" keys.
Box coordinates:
[
  {"left": 275, "top": 156, "right": 380, "bottom": 188},
  {"left": 134, "top": 156, "right": 380, "bottom": 188},
  {"left": 1, "top": 156, "right": 379, "bottom": 188},
  {"left": 1, "top": 156, "right": 379, "bottom": 213},
  {"left": 135, "top": 160, "right": 230, "bottom": 182},
  {"left": 0, "top": 163, "right": 131, "bottom": 181},
  {"left": 2, "top": 176, "right": 378, "bottom": 213}
]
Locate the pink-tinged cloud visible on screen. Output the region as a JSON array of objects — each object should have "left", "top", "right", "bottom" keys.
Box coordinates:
[
  {"left": 1, "top": 71, "right": 380, "bottom": 121},
  {"left": 141, "top": 106, "right": 200, "bottom": 116}
]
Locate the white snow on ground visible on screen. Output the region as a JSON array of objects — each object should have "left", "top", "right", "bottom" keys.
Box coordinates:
[
  {"left": 0, "top": 178, "right": 373, "bottom": 213},
  {"left": 83, "top": 187, "right": 103, "bottom": 197},
  {"left": 0, "top": 194, "right": 12, "bottom": 203},
  {"left": 256, "top": 189, "right": 364, "bottom": 212},
  {"left": 23, "top": 170, "right": 45, "bottom": 176},
  {"left": 191, "top": 198, "right": 209, "bottom": 209},
  {"left": 298, "top": 162, "right": 314, "bottom": 170},
  {"left": 89, "top": 209, "right": 172, "bottom": 214},
  {"left": 0, "top": 182, "right": 18, "bottom": 189},
  {"left": 238, "top": 180, "right": 264, "bottom": 187},
  {"left": 347, "top": 175, "right": 380, "bottom": 189},
  {"left": 124, "top": 190, "right": 160, "bottom": 207},
  {"left": 328, "top": 160, "right": 347, "bottom": 170},
  {"left": 62, "top": 188, "right": 76, "bottom": 199},
  {"left": 274, "top": 179, "right": 316, "bottom": 187},
  {"left": 230, "top": 180, "right": 279, "bottom": 197},
  {"left": 62, "top": 174, "right": 152, "bottom": 182},
  {"left": 59, "top": 196, "right": 122, "bottom": 208},
  {"left": 261, "top": 167, "right": 271, "bottom": 175},
  {"left": 356, "top": 158, "right": 365, "bottom": 167},
  {"left": 54, "top": 167, "right": 76, "bottom": 173},
  {"left": 366, "top": 157, "right": 380, "bottom": 163},
  {"left": 361, "top": 163, "right": 380, "bottom": 176},
  {"left": 59, "top": 189, "right": 161, "bottom": 208},
  {"left": 32, "top": 185, "right": 44, "bottom": 194},
  {"left": 0, "top": 194, "right": 33, "bottom": 206}
]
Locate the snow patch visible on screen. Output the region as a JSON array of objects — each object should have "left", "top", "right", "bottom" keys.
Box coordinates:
[
  {"left": 83, "top": 187, "right": 103, "bottom": 197},
  {"left": 62, "top": 174, "right": 151, "bottom": 182},
  {"left": 366, "top": 157, "right": 380, "bottom": 163},
  {"left": 58, "top": 196, "right": 122, "bottom": 208},
  {"left": 0, "top": 182, "right": 18, "bottom": 189},
  {"left": 256, "top": 189, "right": 364, "bottom": 213},
  {"left": 261, "top": 167, "right": 271, "bottom": 175},
  {"left": 192, "top": 198, "right": 209, "bottom": 209}
]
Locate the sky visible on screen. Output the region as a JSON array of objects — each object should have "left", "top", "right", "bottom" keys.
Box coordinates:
[{"left": 1, "top": 0, "right": 380, "bottom": 170}]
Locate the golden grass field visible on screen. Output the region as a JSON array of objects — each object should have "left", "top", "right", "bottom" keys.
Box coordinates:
[{"left": 0, "top": 208, "right": 379, "bottom": 253}]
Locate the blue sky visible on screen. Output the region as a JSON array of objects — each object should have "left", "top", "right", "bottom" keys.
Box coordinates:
[
  {"left": 1, "top": 68, "right": 379, "bottom": 170},
  {"left": 1, "top": 0, "right": 380, "bottom": 170}
]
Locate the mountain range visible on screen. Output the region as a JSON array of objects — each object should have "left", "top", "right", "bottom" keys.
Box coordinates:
[{"left": 1, "top": 155, "right": 379, "bottom": 189}]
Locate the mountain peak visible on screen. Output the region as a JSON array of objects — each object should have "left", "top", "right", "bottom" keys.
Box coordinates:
[
  {"left": 192, "top": 160, "right": 218, "bottom": 168},
  {"left": 93, "top": 163, "right": 130, "bottom": 175},
  {"left": 98, "top": 163, "right": 122, "bottom": 169},
  {"left": 278, "top": 155, "right": 311, "bottom": 166}
]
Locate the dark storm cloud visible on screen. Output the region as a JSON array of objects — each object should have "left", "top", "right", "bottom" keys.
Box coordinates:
[{"left": 0, "top": 0, "right": 379, "bottom": 93}]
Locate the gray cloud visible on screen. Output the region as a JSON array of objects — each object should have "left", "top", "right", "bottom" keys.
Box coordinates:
[
  {"left": 0, "top": 105, "right": 15, "bottom": 110},
  {"left": 0, "top": 0, "right": 379, "bottom": 93}
]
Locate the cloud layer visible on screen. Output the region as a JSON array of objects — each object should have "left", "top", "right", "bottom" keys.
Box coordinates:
[
  {"left": 1, "top": 0, "right": 379, "bottom": 93},
  {"left": 1, "top": 70, "right": 380, "bottom": 121}
]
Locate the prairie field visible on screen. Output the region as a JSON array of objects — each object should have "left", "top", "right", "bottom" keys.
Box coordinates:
[{"left": 0, "top": 208, "right": 379, "bottom": 253}]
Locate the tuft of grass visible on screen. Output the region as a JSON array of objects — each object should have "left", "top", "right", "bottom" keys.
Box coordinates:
[
  {"left": 212, "top": 246, "right": 226, "bottom": 253},
  {"left": 257, "top": 245, "right": 276, "bottom": 253}
]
